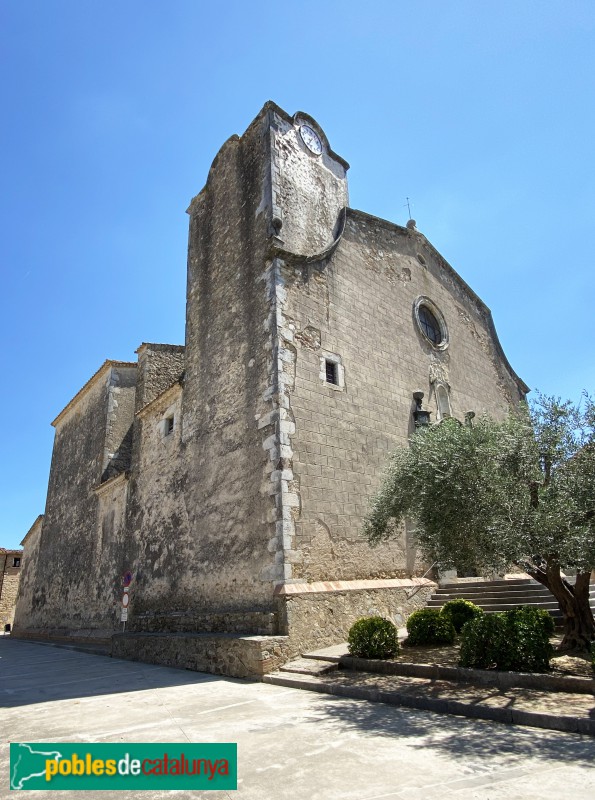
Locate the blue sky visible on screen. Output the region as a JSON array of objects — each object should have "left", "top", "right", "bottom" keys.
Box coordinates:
[{"left": 1, "top": 1, "right": 594, "bottom": 548}]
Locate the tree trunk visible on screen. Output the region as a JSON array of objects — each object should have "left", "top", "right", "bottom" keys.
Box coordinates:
[{"left": 530, "top": 564, "right": 594, "bottom": 651}]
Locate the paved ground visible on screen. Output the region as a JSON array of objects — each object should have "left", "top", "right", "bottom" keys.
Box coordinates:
[{"left": 1, "top": 638, "right": 595, "bottom": 799}]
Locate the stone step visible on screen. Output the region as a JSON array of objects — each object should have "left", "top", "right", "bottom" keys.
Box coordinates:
[
  {"left": 429, "top": 601, "right": 595, "bottom": 615},
  {"left": 439, "top": 587, "right": 593, "bottom": 596},
  {"left": 429, "top": 600, "right": 564, "bottom": 610},
  {"left": 430, "top": 597, "right": 594, "bottom": 608},
  {"left": 302, "top": 643, "right": 349, "bottom": 663},
  {"left": 434, "top": 586, "right": 561, "bottom": 597},
  {"left": 430, "top": 608, "right": 565, "bottom": 619},
  {"left": 441, "top": 579, "right": 535, "bottom": 589},
  {"left": 279, "top": 657, "right": 338, "bottom": 676},
  {"left": 428, "top": 599, "right": 564, "bottom": 611},
  {"left": 263, "top": 669, "right": 595, "bottom": 735},
  {"left": 434, "top": 584, "right": 595, "bottom": 597}
]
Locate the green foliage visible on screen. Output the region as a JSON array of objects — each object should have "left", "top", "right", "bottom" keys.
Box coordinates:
[
  {"left": 363, "top": 395, "right": 595, "bottom": 576},
  {"left": 347, "top": 616, "right": 399, "bottom": 659},
  {"left": 459, "top": 613, "right": 508, "bottom": 669},
  {"left": 363, "top": 394, "right": 595, "bottom": 648},
  {"left": 405, "top": 608, "right": 456, "bottom": 646},
  {"left": 591, "top": 641, "right": 595, "bottom": 673},
  {"left": 518, "top": 606, "right": 555, "bottom": 637},
  {"left": 440, "top": 598, "right": 484, "bottom": 633},
  {"left": 459, "top": 606, "right": 554, "bottom": 673}
]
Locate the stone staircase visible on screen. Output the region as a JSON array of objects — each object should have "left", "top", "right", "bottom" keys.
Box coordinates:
[{"left": 427, "top": 577, "right": 595, "bottom": 626}]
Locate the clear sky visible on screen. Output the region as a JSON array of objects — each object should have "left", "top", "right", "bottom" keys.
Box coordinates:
[{"left": 1, "top": 1, "right": 593, "bottom": 548}]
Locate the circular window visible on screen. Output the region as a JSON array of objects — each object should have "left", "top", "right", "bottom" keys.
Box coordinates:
[
  {"left": 414, "top": 297, "right": 449, "bottom": 349},
  {"left": 418, "top": 306, "right": 441, "bottom": 344}
]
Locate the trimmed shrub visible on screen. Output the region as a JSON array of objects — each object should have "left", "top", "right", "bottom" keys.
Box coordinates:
[
  {"left": 440, "top": 598, "right": 484, "bottom": 633},
  {"left": 460, "top": 605, "right": 554, "bottom": 673},
  {"left": 347, "top": 616, "right": 399, "bottom": 659},
  {"left": 459, "top": 613, "right": 510, "bottom": 670},
  {"left": 509, "top": 605, "right": 555, "bottom": 638},
  {"left": 406, "top": 608, "right": 456, "bottom": 646},
  {"left": 528, "top": 607, "right": 555, "bottom": 636}
]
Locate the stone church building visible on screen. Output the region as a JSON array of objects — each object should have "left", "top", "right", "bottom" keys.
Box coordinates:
[{"left": 13, "top": 102, "right": 527, "bottom": 676}]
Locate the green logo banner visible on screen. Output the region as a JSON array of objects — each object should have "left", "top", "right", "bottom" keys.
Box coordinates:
[{"left": 10, "top": 743, "right": 237, "bottom": 791}]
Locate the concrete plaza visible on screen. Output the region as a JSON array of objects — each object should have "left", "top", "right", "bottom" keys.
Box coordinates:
[{"left": 1, "top": 638, "right": 594, "bottom": 799}]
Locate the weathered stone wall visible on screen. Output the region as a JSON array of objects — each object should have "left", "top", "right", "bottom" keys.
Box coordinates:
[
  {"left": 28, "top": 374, "right": 110, "bottom": 634},
  {"left": 120, "top": 105, "right": 351, "bottom": 634},
  {"left": 271, "top": 112, "right": 348, "bottom": 256},
  {"left": 277, "top": 580, "right": 436, "bottom": 655},
  {"left": 0, "top": 551, "right": 22, "bottom": 630},
  {"left": 166, "top": 109, "right": 279, "bottom": 614},
  {"left": 134, "top": 344, "right": 184, "bottom": 412},
  {"left": 102, "top": 367, "right": 137, "bottom": 481},
  {"left": 125, "top": 385, "right": 190, "bottom": 621},
  {"left": 280, "top": 210, "right": 526, "bottom": 584},
  {"left": 113, "top": 345, "right": 185, "bottom": 622},
  {"left": 15, "top": 365, "right": 138, "bottom": 639},
  {"left": 112, "top": 632, "right": 290, "bottom": 679},
  {"left": 93, "top": 473, "right": 130, "bottom": 630},
  {"left": 132, "top": 609, "right": 277, "bottom": 635},
  {"left": 123, "top": 104, "right": 354, "bottom": 631},
  {"left": 12, "top": 520, "right": 41, "bottom": 632}
]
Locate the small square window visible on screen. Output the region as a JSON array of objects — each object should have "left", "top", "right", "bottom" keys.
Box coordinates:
[
  {"left": 325, "top": 360, "right": 338, "bottom": 385},
  {"left": 13, "top": 557, "right": 21, "bottom": 568},
  {"left": 320, "top": 352, "right": 345, "bottom": 390}
]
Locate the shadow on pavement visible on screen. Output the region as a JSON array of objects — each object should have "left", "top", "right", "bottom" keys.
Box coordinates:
[
  {"left": 305, "top": 694, "right": 595, "bottom": 767},
  {"left": 0, "top": 638, "right": 244, "bottom": 709}
]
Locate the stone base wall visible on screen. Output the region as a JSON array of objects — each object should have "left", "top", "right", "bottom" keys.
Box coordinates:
[
  {"left": 278, "top": 578, "right": 436, "bottom": 655},
  {"left": 14, "top": 581, "right": 436, "bottom": 680},
  {"left": 111, "top": 632, "right": 290, "bottom": 679}
]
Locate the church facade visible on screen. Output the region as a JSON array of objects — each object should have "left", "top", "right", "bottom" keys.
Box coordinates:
[{"left": 13, "top": 103, "right": 527, "bottom": 676}]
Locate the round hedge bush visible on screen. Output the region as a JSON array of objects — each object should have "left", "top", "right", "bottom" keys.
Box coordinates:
[
  {"left": 508, "top": 605, "right": 555, "bottom": 638},
  {"left": 405, "top": 608, "right": 456, "bottom": 646},
  {"left": 347, "top": 616, "right": 399, "bottom": 659},
  {"left": 459, "top": 612, "right": 509, "bottom": 670},
  {"left": 440, "top": 598, "right": 484, "bottom": 633},
  {"left": 460, "top": 605, "right": 553, "bottom": 673}
]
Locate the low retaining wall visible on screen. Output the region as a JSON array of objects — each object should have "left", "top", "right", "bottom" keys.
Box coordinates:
[
  {"left": 278, "top": 578, "right": 436, "bottom": 656},
  {"left": 111, "top": 632, "right": 290, "bottom": 679}
]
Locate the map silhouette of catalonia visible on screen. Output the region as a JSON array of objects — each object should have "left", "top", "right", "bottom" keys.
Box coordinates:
[{"left": 10, "top": 743, "right": 62, "bottom": 790}]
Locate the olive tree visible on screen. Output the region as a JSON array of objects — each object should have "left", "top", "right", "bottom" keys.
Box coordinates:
[{"left": 364, "top": 395, "right": 595, "bottom": 651}]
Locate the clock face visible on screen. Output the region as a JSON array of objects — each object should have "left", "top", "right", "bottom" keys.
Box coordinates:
[{"left": 299, "top": 124, "right": 323, "bottom": 155}]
